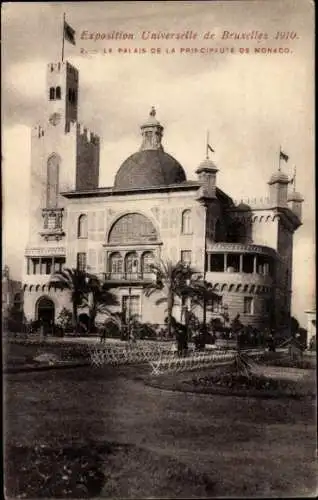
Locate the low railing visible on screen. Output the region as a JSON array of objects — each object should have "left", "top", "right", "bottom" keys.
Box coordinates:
[{"left": 88, "top": 342, "right": 238, "bottom": 375}]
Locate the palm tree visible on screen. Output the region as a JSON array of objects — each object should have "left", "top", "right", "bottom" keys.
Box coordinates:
[
  {"left": 49, "top": 268, "right": 91, "bottom": 330},
  {"left": 143, "top": 259, "right": 198, "bottom": 337},
  {"left": 81, "top": 275, "right": 119, "bottom": 331},
  {"left": 185, "top": 276, "right": 220, "bottom": 344}
]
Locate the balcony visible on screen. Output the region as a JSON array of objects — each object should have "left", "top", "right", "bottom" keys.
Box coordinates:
[
  {"left": 104, "top": 272, "right": 156, "bottom": 284},
  {"left": 40, "top": 208, "right": 65, "bottom": 241}
]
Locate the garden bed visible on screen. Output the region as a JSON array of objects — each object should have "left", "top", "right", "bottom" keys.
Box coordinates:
[
  {"left": 3, "top": 342, "right": 91, "bottom": 373},
  {"left": 146, "top": 361, "right": 316, "bottom": 400}
]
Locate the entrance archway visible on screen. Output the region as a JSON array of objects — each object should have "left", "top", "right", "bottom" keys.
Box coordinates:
[{"left": 36, "top": 297, "right": 55, "bottom": 331}]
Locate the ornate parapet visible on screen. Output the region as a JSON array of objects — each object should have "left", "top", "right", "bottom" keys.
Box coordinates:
[
  {"left": 25, "top": 246, "right": 66, "bottom": 257},
  {"left": 207, "top": 242, "right": 279, "bottom": 259}
]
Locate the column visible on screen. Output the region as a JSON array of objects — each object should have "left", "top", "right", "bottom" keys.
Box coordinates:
[
  {"left": 239, "top": 254, "right": 243, "bottom": 273},
  {"left": 253, "top": 254, "right": 257, "bottom": 274},
  {"left": 224, "top": 253, "right": 228, "bottom": 272}
]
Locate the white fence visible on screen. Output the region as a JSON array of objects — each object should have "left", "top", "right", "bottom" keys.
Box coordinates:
[{"left": 88, "top": 342, "right": 238, "bottom": 375}]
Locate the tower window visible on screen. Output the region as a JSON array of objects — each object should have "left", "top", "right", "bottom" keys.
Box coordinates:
[
  {"left": 56, "top": 86, "right": 61, "bottom": 100},
  {"left": 47, "top": 154, "right": 60, "bottom": 208},
  {"left": 181, "top": 209, "right": 192, "bottom": 234},
  {"left": 49, "top": 87, "right": 55, "bottom": 100}
]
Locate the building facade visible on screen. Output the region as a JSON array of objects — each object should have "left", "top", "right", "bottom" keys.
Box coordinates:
[
  {"left": 22, "top": 58, "right": 304, "bottom": 333},
  {"left": 2, "top": 266, "right": 23, "bottom": 321}
]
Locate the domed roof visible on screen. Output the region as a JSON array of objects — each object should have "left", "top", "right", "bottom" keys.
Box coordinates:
[
  {"left": 268, "top": 170, "right": 289, "bottom": 184},
  {"left": 287, "top": 190, "right": 304, "bottom": 202},
  {"left": 196, "top": 157, "right": 218, "bottom": 174},
  {"left": 114, "top": 150, "right": 187, "bottom": 189},
  {"left": 113, "top": 107, "right": 187, "bottom": 190}
]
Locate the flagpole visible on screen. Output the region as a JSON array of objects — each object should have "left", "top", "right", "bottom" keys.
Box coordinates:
[
  {"left": 278, "top": 144, "right": 281, "bottom": 171},
  {"left": 61, "top": 12, "right": 65, "bottom": 62},
  {"left": 293, "top": 166, "right": 296, "bottom": 191},
  {"left": 206, "top": 130, "right": 209, "bottom": 159}
]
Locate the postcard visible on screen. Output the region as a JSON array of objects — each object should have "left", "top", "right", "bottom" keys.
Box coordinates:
[{"left": 2, "top": 1, "right": 316, "bottom": 498}]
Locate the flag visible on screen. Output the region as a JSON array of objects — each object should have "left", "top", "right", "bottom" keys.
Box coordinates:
[
  {"left": 64, "top": 21, "right": 76, "bottom": 45},
  {"left": 280, "top": 150, "right": 289, "bottom": 162},
  {"left": 207, "top": 144, "right": 215, "bottom": 153}
]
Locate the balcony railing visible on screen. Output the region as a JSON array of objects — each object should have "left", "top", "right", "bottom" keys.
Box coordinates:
[{"left": 104, "top": 272, "right": 156, "bottom": 282}]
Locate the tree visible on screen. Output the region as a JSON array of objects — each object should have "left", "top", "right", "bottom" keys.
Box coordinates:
[
  {"left": 49, "top": 268, "right": 91, "bottom": 329},
  {"left": 184, "top": 276, "right": 220, "bottom": 339},
  {"left": 81, "top": 276, "right": 119, "bottom": 331},
  {"left": 143, "top": 259, "right": 198, "bottom": 337}
]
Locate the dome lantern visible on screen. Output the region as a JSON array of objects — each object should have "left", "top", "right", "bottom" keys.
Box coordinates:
[
  {"left": 113, "top": 108, "right": 187, "bottom": 190},
  {"left": 140, "top": 106, "right": 164, "bottom": 151}
]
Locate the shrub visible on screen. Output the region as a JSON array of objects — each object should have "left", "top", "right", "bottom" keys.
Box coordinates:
[{"left": 56, "top": 308, "right": 73, "bottom": 334}]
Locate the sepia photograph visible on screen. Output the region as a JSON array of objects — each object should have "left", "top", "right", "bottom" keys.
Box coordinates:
[{"left": 2, "top": 1, "right": 316, "bottom": 498}]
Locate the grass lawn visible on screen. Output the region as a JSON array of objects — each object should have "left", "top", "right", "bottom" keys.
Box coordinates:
[{"left": 3, "top": 344, "right": 317, "bottom": 498}]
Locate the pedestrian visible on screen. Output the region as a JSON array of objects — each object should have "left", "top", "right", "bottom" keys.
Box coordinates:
[{"left": 100, "top": 326, "right": 107, "bottom": 343}]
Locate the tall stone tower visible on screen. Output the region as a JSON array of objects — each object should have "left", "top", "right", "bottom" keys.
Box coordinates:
[
  {"left": 27, "top": 60, "right": 100, "bottom": 247},
  {"left": 23, "top": 59, "right": 100, "bottom": 322}
]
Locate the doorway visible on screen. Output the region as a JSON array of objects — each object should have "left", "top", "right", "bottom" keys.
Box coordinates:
[{"left": 37, "top": 296, "right": 55, "bottom": 333}]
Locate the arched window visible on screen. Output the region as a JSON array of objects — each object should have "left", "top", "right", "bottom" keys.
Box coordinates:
[
  {"left": 125, "top": 252, "right": 139, "bottom": 277},
  {"left": 46, "top": 154, "right": 60, "bottom": 208},
  {"left": 181, "top": 209, "right": 192, "bottom": 234},
  {"left": 49, "top": 87, "right": 55, "bottom": 100},
  {"left": 56, "top": 86, "right": 61, "bottom": 99},
  {"left": 141, "top": 251, "right": 154, "bottom": 275},
  {"left": 78, "top": 214, "right": 88, "bottom": 238},
  {"left": 108, "top": 213, "right": 158, "bottom": 244},
  {"left": 109, "top": 252, "right": 123, "bottom": 276}
]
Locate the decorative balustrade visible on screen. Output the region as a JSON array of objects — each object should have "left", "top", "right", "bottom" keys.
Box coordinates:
[
  {"left": 232, "top": 196, "right": 271, "bottom": 208},
  {"left": 104, "top": 271, "right": 156, "bottom": 282}
]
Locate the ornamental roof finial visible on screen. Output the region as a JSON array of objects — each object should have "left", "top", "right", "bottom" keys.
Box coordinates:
[{"left": 150, "top": 106, "right": 156, "bottom": 117}]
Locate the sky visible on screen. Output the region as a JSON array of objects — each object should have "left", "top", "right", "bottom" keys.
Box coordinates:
[{"left": 2, "top": 0, "right": 315, "bottom": 326}]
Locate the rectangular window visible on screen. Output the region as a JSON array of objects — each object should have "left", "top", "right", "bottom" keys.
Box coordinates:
[
  {"left": 32, "top": 258, "right": 40, "bottom": 275},
  {"left": 242, "top": 255, "right": 254, "bottom": 273},
  {"left": 243, "top": 297, "right": 253, "bottom": 315},
  {"left": 77, "top": 252, "right": 87, "bottom": 271},
  {"left": 122, "top": 295, "right": 140, "bottom": 322},
  {"left": 54, "top": 257, "right": 65, "bottom": 273},
  {"left": 210, "top": 254, "right": 224, "bottom": 272},
  {"left": 227, "top": 254, "right": 240, "bottom": 272},
  {"left": 180, "top": 250, "right": 192, "bottom": 266}
]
